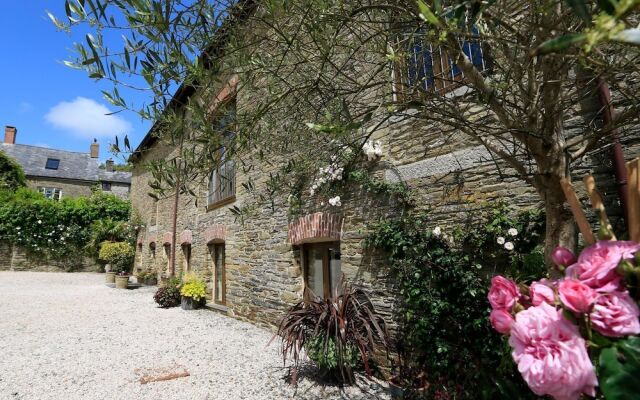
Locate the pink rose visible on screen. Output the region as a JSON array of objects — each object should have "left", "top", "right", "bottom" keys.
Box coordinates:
[
  {"left": 590, "top": 291, "right": 640, "bottom": 338},
  {"left": 558, "top": 280, "right": 597, "bottom": 313},
  {"left": 489, "top": 309, "right": 514, "bottom": 334},
  {"left": 488, "top": 275, "right": 520, "bottom": 310},
  {"left": 565, "top": 240, "right": 640, "bottom": 292},
  {"left": 552, "top": 246, "right": 577, "bottom": 267},
  {"left": 509, "top": 303, "right": 597, "bottom": 400},
  {"left": 530, "top": 280, "right": 555, "bottom": 306}
]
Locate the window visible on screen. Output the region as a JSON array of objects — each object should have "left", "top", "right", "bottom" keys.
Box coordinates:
[
  {"left": 303, "top": 242, "right": 341, "bottom": 299},
  {"left": 181, "top": 244, "right": 191, "bottom": 273},
  {"left": 163, "top": 244, "right": 171, "bottom": 275},
  {"left": 102, "top": 182, "right": 112, "bottom": 191},
  {"left": 45, "top": 158, "right": 60, "bottom": 170},
  {"left": 396, "top": 25, "right": 487, "bottom": 96},
  {"left": 209, "top": 244, "right": 226, "bottom": 304},
  {"left": 38, "top": 187, "right": 62, "bottom": 201},
  {"left": 207, "top": 100, "right": 236, "bottom": 207}
]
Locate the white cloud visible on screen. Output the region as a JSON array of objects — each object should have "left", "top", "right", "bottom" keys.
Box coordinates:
[{"left": 45, "top": 97, "right": 132, "bottom": 139}]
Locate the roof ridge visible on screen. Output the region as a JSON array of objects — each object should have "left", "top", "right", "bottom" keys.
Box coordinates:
[{"left": 0, "top": 142, "right": 91, "bottom": 156}]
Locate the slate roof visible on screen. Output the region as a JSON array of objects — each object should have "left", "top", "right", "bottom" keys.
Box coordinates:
[{"left": 0, "top": 143, "right": 131, "bottom": 184}]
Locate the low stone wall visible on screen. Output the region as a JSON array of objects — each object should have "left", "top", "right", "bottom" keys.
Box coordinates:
[{"left": 0, "top": 241, "right": 101, "bottom": 272}]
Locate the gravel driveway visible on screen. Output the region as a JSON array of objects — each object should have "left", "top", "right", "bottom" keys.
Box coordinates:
[{"left": 0, "top": 272, "right": 388, "bottom": 400}]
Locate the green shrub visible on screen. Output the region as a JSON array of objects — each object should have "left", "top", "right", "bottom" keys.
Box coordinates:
[
  {"left": 180, "top": 274, "right": 207, "bottom": 301},
  {"left": 364, "top": 203, "right": 545, "bottom": 399},
  {"left": 0, "top": 150, "right": 26, "bottom": 191},
  {"left": 98, "top": 242, "right": 135, "bottom": 274}
]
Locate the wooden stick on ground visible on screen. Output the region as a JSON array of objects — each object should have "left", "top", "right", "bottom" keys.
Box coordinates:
[
  {"left": 560, "top": 178, "right": 596, "bottom": 245},
  {"left": 627, "top": 159, "right": 640, "bottom": 242},
  {"left": 583, "top": 174, "right": 616, "bottom": 240}
]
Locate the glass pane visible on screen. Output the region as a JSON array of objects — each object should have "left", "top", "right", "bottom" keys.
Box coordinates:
[
  {"left": 329, "top": 246, "right": 342, "bottom": 297},
  {"left": 306, "top": 247, "right": 324, "bottom": 298},
  {"left": 215, "top": 245, "right": 224, "bottom": 303}
]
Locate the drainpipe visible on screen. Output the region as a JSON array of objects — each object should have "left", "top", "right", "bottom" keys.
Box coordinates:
[{"left": 597, "top": 77, "right": 629, "bottom": 230}]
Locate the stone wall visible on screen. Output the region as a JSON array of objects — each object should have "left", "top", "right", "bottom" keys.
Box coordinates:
[
  {"left": 26, "top": 176, "right": 94, "bottom": 198},
  {"left": 131, "top": 79, "right": 640, "bottom": 336},
  {"left": 0, "top": 241, "right": 100, "bottom": 272}
]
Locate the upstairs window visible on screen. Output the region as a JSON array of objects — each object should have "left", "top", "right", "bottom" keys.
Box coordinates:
[
  {"left": 395, "top": 25, "right": 487, "bottom": 97},
  {"left": 39, "top": 187, "right": 62, "bottom": 201},
  {"left": 45, "top": 158, "right": 60, "bottom": 170},
  {"left": 207, "top": 99, "right": 236, "bottom": 207}
]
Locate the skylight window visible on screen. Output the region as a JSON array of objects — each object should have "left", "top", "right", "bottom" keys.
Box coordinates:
[{"left": 45, "top": 158, "right": 60, "bottom": 170}]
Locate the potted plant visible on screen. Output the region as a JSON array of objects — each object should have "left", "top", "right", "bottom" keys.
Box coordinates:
[
  {"left": 179, "top": 273, "right": 206, "bottom": 310},
  {"left": 99, "top": 242, "right": 135, "bottom": 289},
  {"left": 143, "top": 268, "right": 158, "bottom": 285},
  {"left": 104, "top": 264, "right": 116, "bottom": 284},
  {"left": 154, "top": 276, "right": 182, "bottom": 308}
]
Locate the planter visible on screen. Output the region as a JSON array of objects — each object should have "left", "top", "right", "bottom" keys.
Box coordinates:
[
  {"left": 181, "top": 296, "right": 203, "bottom": 310},
  {"left": 115, "top": 275, "right": 130, "bottom": 289},
  {"left": 144, "top": 277, "right": 158, "bottom": 286},
  {"left": 105, "top": 272, "right": 116, "bottom": 284},
  {"left": 388, "top": 377, "right": 428, "bottom": 400}
]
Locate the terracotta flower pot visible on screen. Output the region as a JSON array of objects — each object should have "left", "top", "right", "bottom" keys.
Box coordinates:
[
  {"left": 105, "top": 272, "right": 116, "bottom": 284},
  {"left": 115, "top": 275, "right": 130, "bottom": 289}
]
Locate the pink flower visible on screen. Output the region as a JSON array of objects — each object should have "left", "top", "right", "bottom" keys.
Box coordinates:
[
  {"left": 551, "top": 246, "right": 577, "bottom": 267},
  {"left": 530, "top": 280, "right": 555, "bottom": 306},
  {"left": 558, "top": 280, "right": 597, "bottom": 313},
  {"left": 565, "top": 240, "right": 640, "bottom": 292},
  {"left": 490, "top": 309, "right": 514, "bottom": 334},
  {"left": 509, "top": 303, "right": 597, "bottom": 400},
  {"left": 590, "top": 291, "right": 640, "bottom": 338},
  {"left": 488, "top": 275, "right": 520, "bottom": 310}
]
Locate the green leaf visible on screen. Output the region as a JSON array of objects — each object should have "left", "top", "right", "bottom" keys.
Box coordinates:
[
  {"left": 416, "top": 0, "right": 441, "bottom": 26},
  {"left": 535, "top": 33, "right": 587, "bottom": 55},
  {"left": 599, "top": 337, "right": 640, "bottom": 400}
]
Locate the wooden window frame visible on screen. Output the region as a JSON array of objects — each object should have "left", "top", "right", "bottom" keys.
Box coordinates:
[
  {"left": 302, "top": 242, "right": 341, "bottom": 299},
  {"left": 207, "top": 99, "right": 237, "bottom": 209},
  {"left": 393, "top": 26, "right": 488, "bottom": 100},
  {"left": 181, "top": 244, "right": 191, "bottom": 273},
  {"left": 38, "top": 186, "right": 62, "bottom": 201},
  {"left": 210, "top": 243, "right": 226, "bottom": 305}
]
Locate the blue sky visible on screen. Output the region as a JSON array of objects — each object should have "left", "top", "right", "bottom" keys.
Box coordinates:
[{"left": 0, "top": 1, "right": 152, "bottom": 163}]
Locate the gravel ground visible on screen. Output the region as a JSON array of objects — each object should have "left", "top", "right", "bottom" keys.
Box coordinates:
[{"left": 0, "top": 272, "right": 389, "bottom": 400}]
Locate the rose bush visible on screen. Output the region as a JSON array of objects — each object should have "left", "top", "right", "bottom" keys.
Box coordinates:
[{"left": 489, "top": 239, "right": 640, "bottom": 399}]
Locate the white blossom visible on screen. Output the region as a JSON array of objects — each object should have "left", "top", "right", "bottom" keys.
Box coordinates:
[
  {"left": 504, "top": 242, "right": 514, "bottom": 251},
  {"left": 328, "top": 196, "right": 342, "bottom": 207},
  {"left": 508, "top": 228, "right": 518, "bottom": 237},
  {"left": 497, "top": 236, "right": 506, "bottom": 245},
  {"left": 362, "top": 140, "right": 383, "bottom": 161},
  {"left": 38, "top": 220, "right": 42, "bottom": 224},
  {"left": 432, "top": 226, "right": 442, "bottom": 237}
]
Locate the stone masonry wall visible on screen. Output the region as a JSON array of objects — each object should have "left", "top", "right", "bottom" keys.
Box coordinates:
[
  {"left": 0, "top": 240, "right": 100, "bottom": 272},
  {"left": 131, "top": 81, "right": 640, "bottom": 335}
]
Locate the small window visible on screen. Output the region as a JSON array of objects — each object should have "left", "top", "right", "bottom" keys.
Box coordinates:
[
  {"left": 38, "top": 187, "right": 62, "bottom": 201},
  {"left": 303, "top": 242, "right": 341, "bottom": 299},
  {"left": 207, "top": 99, "right": 236, "bottom": 207},
  {"left": 102, "top": 182, "right": 112, "bottom": 191},
  {"left": 181, "top": 244, "right": 191, "bottom": 273},
  {"left": 45, "top": 158, "right": 60, "bottom": 170}
]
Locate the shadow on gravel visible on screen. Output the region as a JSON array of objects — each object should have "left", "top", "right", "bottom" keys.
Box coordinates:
[{"left": 279, "top": 363, "right": 389, "bottom": 399}]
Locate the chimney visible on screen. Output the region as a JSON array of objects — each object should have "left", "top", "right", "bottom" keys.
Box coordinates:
[
  {"left": 106, "top": 158, "right": 114, "bottom": 172},
  {"left": 4, "top": 126, "right": 17, "bottom": 144},
  {"left": 90, "top": 138, "right": 99, "bottom": 158}
]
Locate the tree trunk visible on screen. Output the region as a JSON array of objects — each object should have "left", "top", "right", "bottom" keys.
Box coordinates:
[{"left": 535, "top": 173, "right": 577, "bottom": 275}]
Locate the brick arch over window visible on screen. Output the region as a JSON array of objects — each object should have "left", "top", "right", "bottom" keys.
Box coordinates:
[
  {"left": 204, "top": 225, "right": 225, "bottom": 244},
  {"left": 162, "top": 232, "right": 173, "bottom": 246},
  {"left": 147, "top": 234, "right": 157, "bottom": 248},
  {"left": 288, "top": 212, "right": 343, "bottom": 245},
  {"left": 179, "top": 230, "right": 193, "bottom": 246}
]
